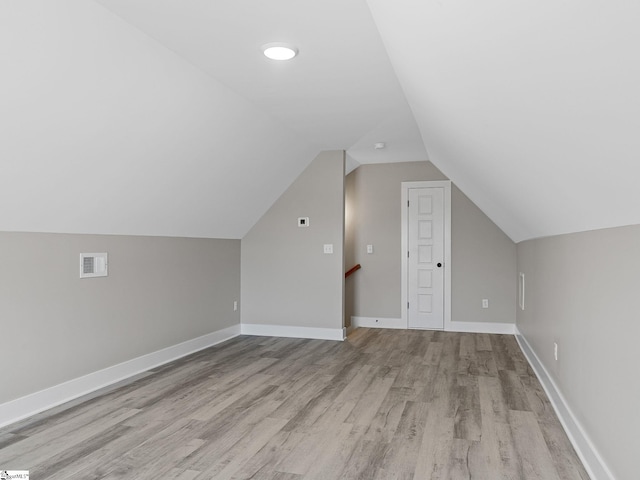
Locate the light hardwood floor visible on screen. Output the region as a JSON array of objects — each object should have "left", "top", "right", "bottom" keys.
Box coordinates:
[{"left": 0, "top": 329, "right": 590, "bottom": 479}]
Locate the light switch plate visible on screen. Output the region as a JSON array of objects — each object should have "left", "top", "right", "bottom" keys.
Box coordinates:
[{"left": 323, "top": 244, "right": 333, "bottom": 254}]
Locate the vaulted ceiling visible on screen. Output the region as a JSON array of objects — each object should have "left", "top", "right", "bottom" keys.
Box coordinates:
[
  {"left": 368, "top": 0, "right": 640, "bottom": 242},
  {"left": 1, "top": 0, "right": 638, "bottom": 242}
]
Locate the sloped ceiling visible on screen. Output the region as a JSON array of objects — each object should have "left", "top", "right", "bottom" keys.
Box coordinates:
[
  {"left": 0, "top": 1, "right": 315, "bottom": 238},
  {"left": 368, "top": 0, "right": 640, "bottom": 242},
  {"left": 94, "top": 0, "right": 426, "bottom": 164},
  {"left": 2, "top": 1, "right": 639, "bottom": 242},
  {"left": 0, "top": 0, "right": 426, "bottom": 239}
]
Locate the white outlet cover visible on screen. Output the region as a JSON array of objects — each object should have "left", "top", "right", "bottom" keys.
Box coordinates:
[
  {"left": 367, "top": 244, "right": 374, "bottom": 254},
  {"left": 323, "top": 244, "right": 333, "bottom": 254}
]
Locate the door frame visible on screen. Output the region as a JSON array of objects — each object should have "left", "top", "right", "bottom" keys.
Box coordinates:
[{"left": 401, "top": 180, "right": 452, "bottom": 330}]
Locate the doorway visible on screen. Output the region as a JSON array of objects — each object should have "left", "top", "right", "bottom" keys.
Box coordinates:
[{"left": 401, "top": 181, "right": 451, "bottom": 330}]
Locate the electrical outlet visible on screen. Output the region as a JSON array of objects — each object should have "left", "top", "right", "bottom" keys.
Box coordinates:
[
  {"left": 367, "top": 244, "right": 374, "bottom": 254},
  {"left": 554, "top": 342, "right": 558, "bottom": 361},
  {"left": 323, "top": 244, "right": 333, "bottom": 254},
  {"left": 482, "top": 299, "right": 489, "bottom": 308},
  {"left": 233, "top": 301, "right": 238, "bottom": 311}
]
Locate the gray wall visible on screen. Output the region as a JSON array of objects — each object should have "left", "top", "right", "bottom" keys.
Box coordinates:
[
  {"left": 517, "top": 225, "right": 640, "bottom": 480},
  {"left": 345, "top": 161, "right": 516, "bottom": 324},
  {"left": 241, "top": 151, "right": 345, "bottom": 330},
  {"left": 452, "top": 185, "right": 516, "bottom": 324},
  {"left": 0, "top": 232, "right": 240, "bottom": 405}
]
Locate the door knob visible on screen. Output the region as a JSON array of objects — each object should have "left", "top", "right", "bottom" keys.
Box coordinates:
[{"left": 437, "top": 262, "right": 442, "bottom": 268}]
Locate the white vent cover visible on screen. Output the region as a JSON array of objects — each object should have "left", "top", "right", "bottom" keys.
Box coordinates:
[{"left": 80, "top": 253, "right": 108, "bottom": 278}]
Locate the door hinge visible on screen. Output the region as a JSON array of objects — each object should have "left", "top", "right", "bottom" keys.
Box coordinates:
[
  {"left": 407, "top": 302, "right": 410, "bottom": 309},
  {"left": 407, "top": 251, "right": 410, "bottom": 258},
  {"left": 407, "top": 200, "right": 410, "bottom": 207}
]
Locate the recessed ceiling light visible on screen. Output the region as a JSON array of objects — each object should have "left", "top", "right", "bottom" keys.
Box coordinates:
[
  {"left": 374, "top": 142, "right": 386, "bottom": 150},
  {"left": 262, "top": 43, "right": 298, "bottom": 61}
]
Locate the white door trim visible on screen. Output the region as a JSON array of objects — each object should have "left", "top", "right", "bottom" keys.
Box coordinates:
[{"left": 401, "top": 181, "right": 451, "bottom": 330}]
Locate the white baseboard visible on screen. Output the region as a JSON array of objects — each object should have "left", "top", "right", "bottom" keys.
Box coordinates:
[
  {"left": 241, "top": 323, "right": 345, "bottom": 341},
  {"left": 515, "top": 328, "right": 615, "bottom": 480},
  {"left": 446, "top": 321, "right": 516, "bottom": 335},
  {"left": 0, "top": 324, "right": 241, "bottom": 429},
  {"left": 351, "top": 316, "right": 405, "bottom": 329},
  {"left": 351, "top": 317, "right": 515, "bottom": 335}
]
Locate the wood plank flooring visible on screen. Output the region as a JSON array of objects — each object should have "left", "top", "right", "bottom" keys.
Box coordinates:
[{"left": 0, "top": 329, "right": 590, "bottom": 479}]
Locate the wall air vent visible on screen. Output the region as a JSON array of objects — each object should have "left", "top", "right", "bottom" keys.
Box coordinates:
[{"left": 80, "top": 253, "right": 108, "bottom": 278}]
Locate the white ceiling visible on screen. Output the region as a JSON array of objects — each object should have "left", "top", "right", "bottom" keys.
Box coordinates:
[
  {"left": 2, "top": 0, "right": 639, "bottom": 241},
  {"left": 94, "top": 0, "right": 427, "bottom": 165},
  {"left": 368, "top": 0, "right": 640, "bottom": 242},
  {"left": 0, "top": 1, "right": 317, "bottom": 238}
]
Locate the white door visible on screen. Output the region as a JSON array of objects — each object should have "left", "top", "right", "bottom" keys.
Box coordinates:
[{"left": 407, "top": 187, "right": 444, "bottom": 329}]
